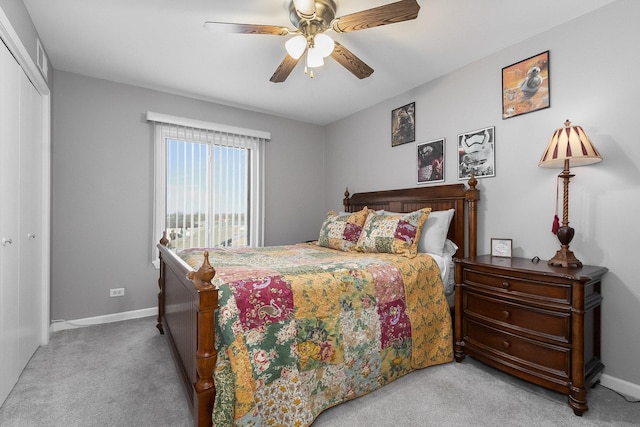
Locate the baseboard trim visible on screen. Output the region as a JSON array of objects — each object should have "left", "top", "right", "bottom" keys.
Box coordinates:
[
  {"left": 50, "top": 307, "right": 157, "bottom": 333},
  {"left": 600, "top": 374, "right": 640, "bottom": 400}
]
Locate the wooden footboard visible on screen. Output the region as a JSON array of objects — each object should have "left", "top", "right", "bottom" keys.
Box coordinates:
[
  {"left": 157, "top": 237, "right": 218, "bottom": 427},
  {"left": 156, "top": 178, "right": 480, "bottom": 427}
]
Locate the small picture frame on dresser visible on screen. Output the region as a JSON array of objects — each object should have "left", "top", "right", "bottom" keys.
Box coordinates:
[{"left": 491, "top": 238, "right": 512, "bottom": 257}]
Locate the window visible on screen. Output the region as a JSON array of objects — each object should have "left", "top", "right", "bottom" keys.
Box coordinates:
[{"left": 148, "top": 112, "right": 269, "bottom": 267}]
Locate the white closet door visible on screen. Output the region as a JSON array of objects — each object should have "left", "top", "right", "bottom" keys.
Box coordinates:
[
  {"left": 19, "top": 71, "right": 43, "bottom": 368},
  {"left": 0, "top": 38, "right": 22, "bottom": 404}
]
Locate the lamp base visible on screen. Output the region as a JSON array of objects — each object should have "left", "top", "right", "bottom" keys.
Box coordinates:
[{"left": 548, "top": 245, "right": 583, "bottom": 268}]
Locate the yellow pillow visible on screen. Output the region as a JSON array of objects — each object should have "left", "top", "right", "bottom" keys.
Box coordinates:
[
  {"left": 355, "top": 208, "right": 431, "bottom": 258},
  {"left": 317, "top": 207, "right": 369, "bottom": 251}
]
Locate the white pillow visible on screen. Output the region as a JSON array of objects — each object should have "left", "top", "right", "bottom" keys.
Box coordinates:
[
  {"left": 376, "top": 209, "right": 455, "bottom": 257},
  {"left": 418, "top": 209, "right": 455, "bottom": 257},
  {"left": 443, "top": 238, "right": 459, "bottom": 257}
]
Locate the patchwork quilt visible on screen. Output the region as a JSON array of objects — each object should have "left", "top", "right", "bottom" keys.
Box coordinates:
[{"left": 178, "top": 243, "right": 453, "bottom": 426}]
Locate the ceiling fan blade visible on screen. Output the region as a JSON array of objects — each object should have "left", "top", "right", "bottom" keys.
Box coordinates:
[
  {"left": 331, "top": 0, "right": 420, "bottom": 33},
  {"left": 330, "top": 41, "right": 374, "bottom": 79},
  {"left": 204, "top": 22, "right": 291, "bottom": 36},
  {"left": 270, "top": 54, "right": 302, "bottom": 83}
]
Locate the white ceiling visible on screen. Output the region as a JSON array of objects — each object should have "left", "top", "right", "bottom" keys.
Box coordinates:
[{"left": 23, "top": 0, "right": 616, "bottom": 125}]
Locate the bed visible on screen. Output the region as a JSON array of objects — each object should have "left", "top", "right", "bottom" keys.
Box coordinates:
[{"left": 156, "top": 179, "right": 479, "bottom": 427}]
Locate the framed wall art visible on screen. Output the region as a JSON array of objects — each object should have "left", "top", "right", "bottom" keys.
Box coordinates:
[
  {"left": 391, "top": 102, "right": 415, "bottom": 146},
  {"left": 502, "top": 50, "right": 550, "bottom": 119},
  {"left": 457, "top": 126, "right": 495, "bottom": 180},
  {"left": 417, "top": 138, "right": 444, "bottom": 184}
]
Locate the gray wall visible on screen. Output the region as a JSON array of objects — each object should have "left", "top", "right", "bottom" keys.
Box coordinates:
[
  {"left": 51, "top": 71, "right": 325, "bottom": 321},
  {"left": 325, "top": 0, "right": 640, "bottom": 387}
]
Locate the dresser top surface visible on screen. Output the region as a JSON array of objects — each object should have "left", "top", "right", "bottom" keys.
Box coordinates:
[{"left": 456, "top": 255, "right": 608, "bottom": 281}]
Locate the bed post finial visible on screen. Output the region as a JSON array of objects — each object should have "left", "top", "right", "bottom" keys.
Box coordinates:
[
  {"left": 187, "top": 251, "right": 216, "bottom": 289},
  {"left": 159, "top": 230, "right": 169, "bottom": 246},
  {"left": 467, "top": 173, "right": 478, "bottom": 190},
  {"left": 465, "top": 174, "right": 480, "bottom": 258},
  {"left": 343, "top": 187, "right": 350, "bottom": 212}
]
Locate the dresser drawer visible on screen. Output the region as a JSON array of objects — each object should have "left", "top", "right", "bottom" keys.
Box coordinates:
[
  {"left": 464, "top": 319, "right": 570, "bottom": 379},
  {"left": 464, "top": 291, "right": 570, "bottom": 343},
  {"left": 463, "top": 269, "right": 571, "bottom": 305},
  {"left": 455, "top": 256, "right": 607, "bottom": 416}
]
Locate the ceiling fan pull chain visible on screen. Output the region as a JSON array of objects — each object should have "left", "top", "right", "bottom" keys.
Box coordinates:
[{"left": 305, "top": 47, "right": 314, "bottom": 78}]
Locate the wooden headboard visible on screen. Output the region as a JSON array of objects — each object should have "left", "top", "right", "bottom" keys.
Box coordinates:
[{"left": 343, "top": 178, "right": 480, "bottom": 258}]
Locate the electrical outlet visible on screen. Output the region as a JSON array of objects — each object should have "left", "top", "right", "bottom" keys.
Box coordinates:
[{"left": 109, "top": 288, "right": 125, "bottom": 297}]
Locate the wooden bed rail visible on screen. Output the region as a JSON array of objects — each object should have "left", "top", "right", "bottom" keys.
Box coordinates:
[{"left": 157, "top": 237, "right": 219, "bottom": 427}]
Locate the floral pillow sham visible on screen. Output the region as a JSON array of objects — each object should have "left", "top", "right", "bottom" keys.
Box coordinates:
[
  {"left": 317, "top": 207, "right": 369, "bottom": 251},
  {"left": 355, "top": 208, "right": 431, "bottom": 258}
]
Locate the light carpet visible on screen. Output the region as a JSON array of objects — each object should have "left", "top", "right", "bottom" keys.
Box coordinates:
[{"left": 0, "top": 316, "right": 637, "bottom": 426}]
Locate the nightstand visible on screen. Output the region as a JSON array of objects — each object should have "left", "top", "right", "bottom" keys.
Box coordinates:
[{"left": 454, "top": 255, "right": 607, "bottom": 416}]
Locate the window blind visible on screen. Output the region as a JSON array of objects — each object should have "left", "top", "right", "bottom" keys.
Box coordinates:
[{"left": 148, "top": 112, "right": 269, "bottom": 267}]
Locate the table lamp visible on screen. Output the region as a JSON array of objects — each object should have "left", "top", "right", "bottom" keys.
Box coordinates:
[{"left": 538, "top": 120, "right": 602, "bottom": 267}]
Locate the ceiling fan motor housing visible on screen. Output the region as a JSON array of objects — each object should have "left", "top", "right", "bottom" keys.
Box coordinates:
[{"left": 289, "top": 0, "right": 337, "bottom": 33}]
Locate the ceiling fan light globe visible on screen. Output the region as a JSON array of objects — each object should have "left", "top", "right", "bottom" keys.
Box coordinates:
[
  {"left": 314, "top": 33, "right": 335, "bottom": 57},
  {"left": 285, "top": 35, "right": 307, "bottom": 59},
  {"left": 293, "top": 0, "right": 316, "bottom": 17},
  {"left": 307, "top": 47, "right": 324, "bottom": 68}
]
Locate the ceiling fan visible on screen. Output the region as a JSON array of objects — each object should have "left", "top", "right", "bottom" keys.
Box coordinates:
[{"left": 204, "top": 0, "right": 420, "bottom": 83}]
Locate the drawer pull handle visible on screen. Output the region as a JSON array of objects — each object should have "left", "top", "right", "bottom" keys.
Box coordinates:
[
  {"left": 502, "top": 282, "right": 510, "bottom": 289},
  {"left": 502, "top": 310, "right": 510, "bottom": 319},
  {"left": 502, "top": 341, "right": 510, "bottom": 349}
]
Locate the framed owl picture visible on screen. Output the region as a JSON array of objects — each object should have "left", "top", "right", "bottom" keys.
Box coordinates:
[{"left": 502, "top": 51, "right": 550, "bottom": 119}]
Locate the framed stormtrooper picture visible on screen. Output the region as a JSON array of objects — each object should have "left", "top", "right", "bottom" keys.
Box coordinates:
[{"left": 457, "top": 126, "right": 495, "bottom": 180}]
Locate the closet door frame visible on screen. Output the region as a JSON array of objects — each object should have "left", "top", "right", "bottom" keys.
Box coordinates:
[{"left": 0, "top": 7, "right": 51, "bottom": 345}]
